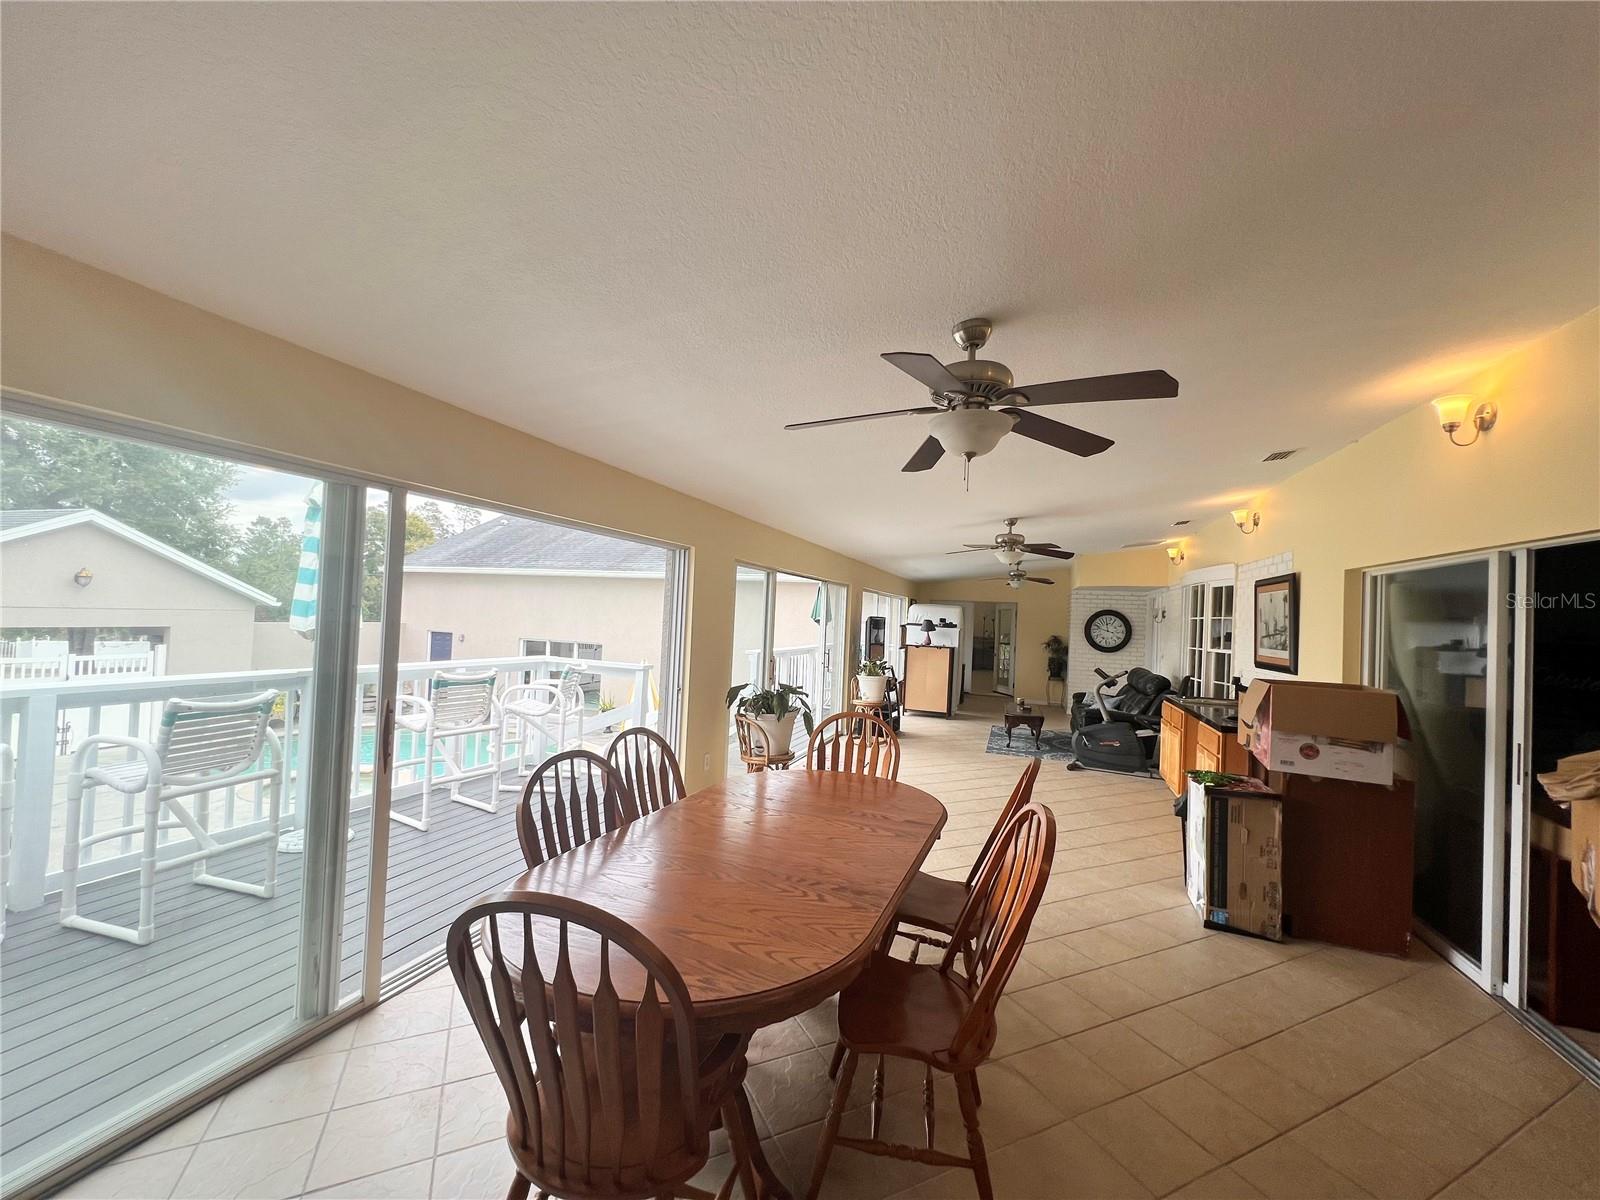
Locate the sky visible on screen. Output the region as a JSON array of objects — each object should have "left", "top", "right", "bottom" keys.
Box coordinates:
[{"left": 224, "top": 465, "right": 496, "bottom": 532}]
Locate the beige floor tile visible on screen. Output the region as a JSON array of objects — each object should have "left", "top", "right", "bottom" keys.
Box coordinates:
[
  {"left": 1122, "top": 1004, "right": 1235, "bottom": 1067},
  {"left": 797, "top": 996, "right": 841, "bottom": 1047},
  {"left": 1448, "top": 1082, "right": 1597, "bottom": 1199},
  {"left": 1166, "top": 1165, "right": 1269, "bottom": 1199},
  {"left": 207, "top": 1052, "right": 349, "bottom": 1139},
  {"left": 1290, "top": 1108, "right": 1449, "bottom": 1200},
  {"left": 1075, "top": 1095, "right": 1220, "bottom": 1195},
  {"left": 442, "top": 1025, "right": 494, "bottom": 1084},
  {"left": 1141, "top": 1072, "right": 1276, "bottom": 1161},
  {"left": 1231, "top": 1136, "right": 1372, "bottom": 1199},
  {"left": 57, "top": 1147, "right": 195, "bottom": 1199},
  {"left": 435, "top": 1073, "right": 508, "bottom": 1155},
  {"left": 304, "top": 1161, "right": 435, "bottom": 1199},
  {"left": 307, "top": 1090, "right": 442, "bottom": 1192},
  {"left": 349, "top": 986, "right": 454, "bottom": 1046},
  {"left": 1009, "top": 978, "right": 1114, "bottom": 1036},
  {"left": 1194, "top": 1050, "right": 1329, "bottom": 1131},
  {"left": 991, "top": 995, "right": 1059, "bottom": 1057},
  {"left": 890, "top": 1119, "right": 1153, "bottom": 1200},
  {"left": 172, "top": 1115, "right": 325, "bottom": 1199},
  {"left": 1245, "top": 1013, "right": 1403, "bottom": 1105},
  {"left": 747, "top": 1047, "right": 840, "bottom": 1135},
  {"left": 427, "top": 1140, "right": 515, "bottom": 1200},
  {"left": 1422, "top": 1013, "right": 1581, "bottom": 1118},
  {"left": 1002, "top": 1036, "right": 1131, "bottom": 1117},
  {"left": 288, "top": 1024, "right": 357, "bottom": 1062},
  {"left": 749, "top": 1017, "right": 816, "bottom": 1064},
  {"left": 1064, "top": 965, "right": 1165, "bottom": 1019},
  {"left": 1067, "top": 1022, "right": 1184, "bottom": 1089},
  {"left": 333, "top": 1030, "right": 448, "bottom": 1108}
]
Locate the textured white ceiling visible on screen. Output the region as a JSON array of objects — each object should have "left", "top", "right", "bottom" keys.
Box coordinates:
[{"left": 3, "top": 3, "right": 1595, "bottom": 579}]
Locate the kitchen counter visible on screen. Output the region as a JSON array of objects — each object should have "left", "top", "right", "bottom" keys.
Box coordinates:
[{"left": 1168, "top": 697, "right": 1240, "bottom": 734}]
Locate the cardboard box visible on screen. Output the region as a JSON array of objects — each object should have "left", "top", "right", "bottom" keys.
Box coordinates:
[
  {"left": 1238, "top": 680, "right": 1403, "bottom": 786},
  {"left": 1182, "top": 774, "right": 1272, "bottom": 920},
  {"left": 1538, "top": 749, "right": 1600, "bottom": 928},
  {"left": 1204, "top": 788, "right": 1284, "bottom": 941}
]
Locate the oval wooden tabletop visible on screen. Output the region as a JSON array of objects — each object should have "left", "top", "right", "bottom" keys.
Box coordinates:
[{"left": 485, "top": 770, "right": 947, "bottom": 1030}]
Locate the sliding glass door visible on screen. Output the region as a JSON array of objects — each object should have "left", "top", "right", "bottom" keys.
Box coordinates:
[
  {"left": 1366, "top": 553, "right": 1511, "bottom": 988},
  {"left": 729, "top": 566, "right": 845, "bottom": 767},
  {"left": 0, "top": 409, "right": 383, "bottom": 1193}
]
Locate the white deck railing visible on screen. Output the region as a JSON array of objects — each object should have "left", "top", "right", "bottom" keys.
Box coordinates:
[
  {"left": 0, "top": 653, "right": 652, "bottom": 911},
  {"left": 0, "top": 647, "right": 166, "bottom": 683}
]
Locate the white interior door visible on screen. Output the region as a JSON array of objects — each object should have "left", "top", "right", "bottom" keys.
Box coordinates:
[{"left": 994, "top": 603, "right": 1017, "bottom": 695}]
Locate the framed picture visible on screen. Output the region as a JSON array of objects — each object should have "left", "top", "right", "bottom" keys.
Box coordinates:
[{"left": 1253, "top": 572, "right": 1300, "bottom": 675}]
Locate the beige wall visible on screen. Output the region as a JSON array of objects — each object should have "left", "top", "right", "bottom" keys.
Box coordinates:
[
  {"left": 0, "top": 522, "right": 259, "bottom": 673},
  {"left": 0, "top": 236, "right": 911, "bottom": 788},
  {"left": 1167, "top": 311, "right": 1599, "bottom": 684},
  {"left": 395, "top": 571, "right": 667, "bottom": 666},
  {"left": 251, "top": 620, "right": 385, "bottom": 670},
  {"left": 914, "top": 547, "right": 1169, "bottom": 705}
]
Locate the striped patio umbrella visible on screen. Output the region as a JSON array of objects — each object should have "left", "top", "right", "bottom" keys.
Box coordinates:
[{"left": 288, "top": 484, "right": 322, "bottom": 636}]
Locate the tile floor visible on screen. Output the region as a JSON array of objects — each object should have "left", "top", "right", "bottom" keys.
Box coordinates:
[{"left": 59, "top": 701, "right": 1598, "bottom": 1199}]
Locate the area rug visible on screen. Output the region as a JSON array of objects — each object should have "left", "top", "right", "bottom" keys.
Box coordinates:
[{"left": 984, "top": 723, "right": 1075, "bottom": 762}]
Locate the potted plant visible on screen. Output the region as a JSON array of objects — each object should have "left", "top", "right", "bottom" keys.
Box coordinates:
[
  {"left": 855, "top": 658, "right": 889, "bottom": 704},
  {"left": 1043, "top": 634, "right": 1069, "bottom": 680},
  {"left": 725, "top": 682, "right": 815, "bottom": 752}
]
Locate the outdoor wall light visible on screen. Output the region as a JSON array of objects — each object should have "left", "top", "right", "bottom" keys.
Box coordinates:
[
  {"left": 1230, "top": 508, "right": 1261, "bottom": 535},
  {"left": 73, "top": 567, "right": 94, "bottom": 588},
  {"left": 1431, "top": 393, "right": 1498, "bottom": 447},
  {"left": 1166, "top": 545, "right": 1186, "bottom": 565}
]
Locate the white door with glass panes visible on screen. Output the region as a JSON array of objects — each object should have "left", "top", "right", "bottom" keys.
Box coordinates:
[
  {"left": 1182, "top": 573, "right": 1236, "bottom": 698},
  {"left": 994, "top": 603, "right": 1018, "bottom": 695}
]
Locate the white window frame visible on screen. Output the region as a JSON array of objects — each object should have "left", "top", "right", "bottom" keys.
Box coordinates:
[{"left": 1180, "top": 565, "right": 1237, "bottom": 698}]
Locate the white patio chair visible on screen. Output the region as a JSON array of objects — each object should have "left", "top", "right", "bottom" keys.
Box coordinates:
[
  {"left": 59, "top": 690, "right": 284, "bottom": 946},
  {"left": 390, "top": 669, "right": 503, "bottom": 832},
  {"left": 499, "top": 672, "right": 587, "bottom": 791}
]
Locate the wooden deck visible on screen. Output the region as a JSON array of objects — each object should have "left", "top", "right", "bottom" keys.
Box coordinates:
[{"left": 0, "top": 770, "right": 527, "bottom": 1182}]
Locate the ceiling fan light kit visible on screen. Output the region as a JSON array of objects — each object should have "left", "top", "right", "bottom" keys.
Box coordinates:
[{"left": 783, "top": 317, "right": 1179, "bottom": 483}]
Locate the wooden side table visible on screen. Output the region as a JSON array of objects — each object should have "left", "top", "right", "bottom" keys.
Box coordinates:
[{"left": 1004, "top": 706, "right": 1045, "bottom": 747}]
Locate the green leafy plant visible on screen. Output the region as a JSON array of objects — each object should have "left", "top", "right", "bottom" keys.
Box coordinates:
[
  {"left": 725, "top": 682, "right": 815, "bottom": 735},
  {"left": 1186, "top": 770, "right": 1249, "bottom": 789},
  {"left": 1043, "top": 634, "right": 1069, "bottom": 679},
  {"left": 596, "top": 693, "right": 617, "bottom": 714},
  {"left": 856, "top": 659, "right": 887, "bottom": 676}
]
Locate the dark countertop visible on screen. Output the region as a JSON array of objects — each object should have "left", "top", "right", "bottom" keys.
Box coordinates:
[{"left": 1166, "top": 695, "right": 1241, "bottom": 733}]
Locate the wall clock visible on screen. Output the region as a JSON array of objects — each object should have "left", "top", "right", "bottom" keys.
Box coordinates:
[{"left": 1084, "top": 608, "right": 1133, "bottom": 653}]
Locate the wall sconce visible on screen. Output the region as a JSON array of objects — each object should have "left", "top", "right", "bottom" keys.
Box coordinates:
[
  {"left": 1165, "top": 545, "right": 1186, "bottom": 565},
  {"left": 1431, "top": 394, "right": 1497, "bottom": 447},
  {"left": 1230, "top": 508, "right": 1261, "bottom": 535},
  {"left": 73, "top": 567, "right": 94, "bottom": 588}
]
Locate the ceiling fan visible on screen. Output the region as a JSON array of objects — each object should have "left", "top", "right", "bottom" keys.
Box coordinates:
[
  {"left": 994, "top": 567, "right": 1057, "bottom": 590},
  {"left": 784, "top": 317, "right": 1179, "bottom": 481},
  {"left": 948, "top": 517, "right": 1075, "bottom": 567}
]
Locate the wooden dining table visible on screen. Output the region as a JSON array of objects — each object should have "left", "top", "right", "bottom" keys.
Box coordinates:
[{"left": 485, "top": 768, "right": 947, "bottom": 1200}]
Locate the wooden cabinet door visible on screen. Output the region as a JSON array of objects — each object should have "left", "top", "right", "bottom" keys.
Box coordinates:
[
  {"left": 1159, "top": 720, "right": 1183, "bottom": 795},
  {"left": 1195, "top": 743, "right": 1220, "bottom": 774}
]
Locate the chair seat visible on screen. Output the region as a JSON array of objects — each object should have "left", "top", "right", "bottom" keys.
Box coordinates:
[
  {"left": 837, "top": 955, "right": 976, "bottom": 1068},
  {"left": 83, "top": 760, "right": 152, "bottom": 793},
  {"left": 894, "top": 870, "right": 969, "bottom": 936},
  {"left": 511, "top": 1030, "right": 744, "bottom": 1185}
]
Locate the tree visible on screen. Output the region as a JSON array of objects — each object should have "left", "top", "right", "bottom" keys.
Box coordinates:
[
  {"left": 229, "top": 516, "right": 301, "bottom": 620},
  {"left": 360, "top": 506, "right": 437, "bottom": 620},
  {"left": 1, "top": 416, "right": 240, "bottom": 564},
  {"left": 412, "top": 499, "right": 482, "bottom": 543}
]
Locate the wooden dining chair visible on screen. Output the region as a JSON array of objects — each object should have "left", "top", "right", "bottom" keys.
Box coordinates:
[
  {"left": 805, "top": 710, "right": 900, "bottom": 780},
  {"left": 734, "top": 715, "right": 792, "bottom": 773},
  {"left": 806, "top": 803, "right": 1057, "bottom": 1200},
  {"left": 606, "top": 728, "right": 686, "bottom": 816},
  {"left": 891, "top": 757, "right": 1040, "bottom": 962},
  {"left": 517, "top": 750, "right": 634, "bottom": 868},
  {"left": 448, "top": 893, "right": 757, "bottom": 1200}
]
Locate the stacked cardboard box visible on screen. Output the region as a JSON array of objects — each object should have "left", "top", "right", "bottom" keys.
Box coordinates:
[{"left": 1237, "top": 680, "right": 1414, "bottom": 956}]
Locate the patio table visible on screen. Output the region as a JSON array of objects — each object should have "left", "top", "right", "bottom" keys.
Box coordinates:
[{"left": 481, "top": 769, "right": 947, "bottom": 1200}]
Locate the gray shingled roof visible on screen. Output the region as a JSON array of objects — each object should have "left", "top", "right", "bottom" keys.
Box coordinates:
[
  {"left": 0, "top": 508, "right": 85, "bottom": 530},
  {"left": 405, "top": 515, "right": 668, "bottom": 573}
]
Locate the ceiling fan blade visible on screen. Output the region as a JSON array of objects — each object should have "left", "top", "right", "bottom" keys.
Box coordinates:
[
  {"left": 785, "top": 405, "right": 939, "bottom": 431},
  {"left": 901, "top": 436, "right": 946, "bottom": 472},
  {"left": 1017, "top": 541, "right": 1060, "bottom": 551},
  {"left": 945, "top": 547, "right": 993, "bottom": 555},
  {"left": 1001, "top": 369, "right": 1179, "bottom": 407},
  {"left": 1025, "top": 576, "right": 1058, "bottom": 585},
  {"left": 1023, "top": 547, "right": 1076, "bottom": 561},
  {"left": 882, "top": 352, "right": 964, "bottom": 393},
  {"left": 1001, "top": 408, "right": 1115, "bottom": 457}
]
